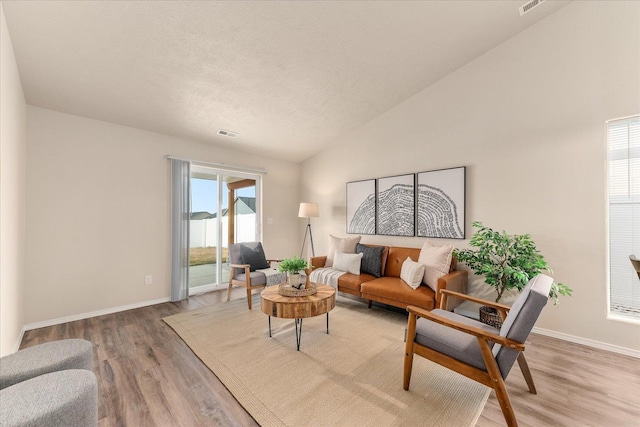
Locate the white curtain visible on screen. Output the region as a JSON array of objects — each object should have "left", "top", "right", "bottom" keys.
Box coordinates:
[{"left": 171, "top": 159, "right": 190, "bottom": 301}]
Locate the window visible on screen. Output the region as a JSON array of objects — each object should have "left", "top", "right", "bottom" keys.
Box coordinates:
[
  {"left": 188, "top": 165, "right": 261, "bottom": 294},
  {"left": 607, "top": 116, "right": 640, "bottom": 321}
]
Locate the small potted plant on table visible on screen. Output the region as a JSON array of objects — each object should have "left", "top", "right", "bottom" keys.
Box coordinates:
[
  {"left": 454, "top": 221, "right": 572, "bottom": 327},
  {"left": 278, "top": 256, "right": 309, "bottom": 290}
]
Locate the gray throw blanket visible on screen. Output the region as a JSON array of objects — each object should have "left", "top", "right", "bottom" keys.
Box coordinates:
[
  {"left": 309, "top": 268, "right": 346, "bottom": 289},
  {"left": 256, "top": 268, "right": 287, "bottom": 286}
]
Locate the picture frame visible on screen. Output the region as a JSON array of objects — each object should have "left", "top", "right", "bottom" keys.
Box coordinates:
[
  {"left": 346, "top": 179, "right": 376, "bottom": 235},
  {"left": 376, "top": 174, "right": 415, "bottom": 236},
  {"left": 416, "top": 166, "right": 465, "bottom": 239}
]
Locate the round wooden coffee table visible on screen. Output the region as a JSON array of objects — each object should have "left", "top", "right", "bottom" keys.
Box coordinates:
[{"left": 260, "top": 284, "right": 336, "bottom": 351}]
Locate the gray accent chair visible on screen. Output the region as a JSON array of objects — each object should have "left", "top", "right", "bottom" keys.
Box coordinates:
[
  {"left": 630, "top": 255, "right": 640, "bottom": 280},
  {"left": 0, "top": 370, "right": 98, "bottom": 427},
  {"left": 0, "top": 339, "right": 93, "bottom": 389},
  {"left": 403, "top": 274, "right": 553, "bottom": 427},
  {"left": 227, "top": 242, "right": 282, "bottom": 309},
  {"left": 0, "top": 339, "right": 98, "bottom": 427}
]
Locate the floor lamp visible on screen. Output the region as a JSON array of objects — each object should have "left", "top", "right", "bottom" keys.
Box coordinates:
[{"left": 299, "top": 202, "right": 319, "bottom": 258}]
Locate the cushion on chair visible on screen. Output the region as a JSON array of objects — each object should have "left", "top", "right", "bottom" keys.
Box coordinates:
[
  {"left": 240, "top": 242, "right": 270, "bottom": 271},
  {"left": 414, "top": 309, "right": 499, "bottom": 371},
  {"left": 235, "top": 271, "right": 267, "bottom": 287},
  {"left": 228, "top": 243, "right": 244, "bottom": 278},
  {"left": 493, "top": 274, "right": 552, "bottom": 378},
  {"left": 0, "top": 339, "right": 93, "bottom": 390},
  {"left": 0, "top": 369, "right": 98, "bottom": 427}
]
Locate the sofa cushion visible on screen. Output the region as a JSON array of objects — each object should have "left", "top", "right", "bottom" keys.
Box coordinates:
[
  {"left": 418, "top": 240, "right": 454, "bottom": 291},
  {"left": 337, "top": 272, "right": 377, "bottom": 293},
  {"left": 384, "top": 247, "right": 421, "bottom": 278},
  {"left": 325, "top": 235, "right": 361, "bottom": 267},
  {"left": 361, "top": 277, "right": 436, "bottom": 309},
  {"left": 356, "top": 244, "right": 385, "bottom": 278},
  {"left": 400, "top": 257, "right": 425, "bottom": 289},
  {"left": 333, "top": 251, "right": 363, "bottom": 275}
]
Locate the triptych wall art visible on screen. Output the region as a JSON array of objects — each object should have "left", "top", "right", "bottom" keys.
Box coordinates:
[{"left": 346, "top": 166, "right": 465, "bottom": 239}]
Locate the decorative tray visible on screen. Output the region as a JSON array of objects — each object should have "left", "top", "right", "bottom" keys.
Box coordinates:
[{"left": 278, "top": 282, "right": 318, "bottom": 297}]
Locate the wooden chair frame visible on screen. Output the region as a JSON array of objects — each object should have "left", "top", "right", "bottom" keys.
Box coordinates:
[
  {"left": 404, "top": 289, "right": 537, "bottom": 427},
  {"left": 630, "top": 255, "right": 640, "bottom": 280},
  {"left": 227, "top": 259, "right": 280, "bottom": 309}
]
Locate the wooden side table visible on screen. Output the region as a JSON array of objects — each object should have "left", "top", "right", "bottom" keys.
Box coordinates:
[{"left": 260, "top": 284, "right": 336, "bottom": 351}]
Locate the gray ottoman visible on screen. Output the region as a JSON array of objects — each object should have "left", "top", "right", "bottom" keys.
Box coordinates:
[
  {"left": 0, "top": 339, "right": 93, "bottom": 390},
  {"left": 0, "top": 369, "right": 98, "bottom": 427}
]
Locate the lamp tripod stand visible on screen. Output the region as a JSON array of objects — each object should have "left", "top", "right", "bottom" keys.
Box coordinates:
[
  {"left": 300, "top": 218, "right": 315, "bottom": 258},
  {"left": 298, "top": 202, "right": 319, "bottom": 259}
]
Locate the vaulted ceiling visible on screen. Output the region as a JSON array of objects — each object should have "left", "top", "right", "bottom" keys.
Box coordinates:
[{"left": 2, "top": 1, "right": 570, "bottom": 162}]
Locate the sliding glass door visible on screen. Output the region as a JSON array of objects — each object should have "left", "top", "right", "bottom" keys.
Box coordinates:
[{"left": 189, "top": 165, "right": 260, "bottom": 293}]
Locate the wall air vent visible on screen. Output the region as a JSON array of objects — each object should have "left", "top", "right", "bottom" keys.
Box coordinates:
[
  {"left": 217, "top": 129, "right": 238, "bottom": 138},
  {"left": 519, "top": 0, "right": 545, "bottom": 16}
]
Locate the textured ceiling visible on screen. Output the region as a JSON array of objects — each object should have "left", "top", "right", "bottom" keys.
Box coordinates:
[{"left": 2, "top": 1, "right": 569, "bottom": 162}]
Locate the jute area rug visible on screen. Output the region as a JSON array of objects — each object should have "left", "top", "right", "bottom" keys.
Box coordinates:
[{"left": 163, "top": 295, "right": 490, "bottom": 427}]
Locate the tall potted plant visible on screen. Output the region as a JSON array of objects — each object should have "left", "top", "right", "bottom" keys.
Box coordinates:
[{"left": 454, "top": 221, "right": 572, "bottom": 326}]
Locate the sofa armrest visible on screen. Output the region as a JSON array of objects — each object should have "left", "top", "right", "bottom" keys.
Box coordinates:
[
  {"left": 310, "top": 256, "right": 326, "bottom": 269},
  {"left": 435, "top": 270, "right": 468, "bottom": 311}
]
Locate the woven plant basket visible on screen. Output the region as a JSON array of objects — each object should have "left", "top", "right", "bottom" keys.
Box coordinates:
[{"left": 479, "top": 306, "right": 503, "bottom": 328}]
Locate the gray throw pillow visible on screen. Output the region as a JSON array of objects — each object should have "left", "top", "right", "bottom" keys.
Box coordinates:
[
  {"left": 240, "top": 243, "right": 270, "bottom": 271},
  {"left": 357, "top": 243, "right": 384, "bottom": 278}
]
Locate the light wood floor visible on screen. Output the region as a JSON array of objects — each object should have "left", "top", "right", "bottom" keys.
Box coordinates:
[{"left": 20, "top": 288, "right": 640, "bottom": 426}]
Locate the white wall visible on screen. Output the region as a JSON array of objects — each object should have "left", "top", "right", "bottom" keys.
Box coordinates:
[
  {"left": 25, "top": 107, "right": 300, "bottom": 325},
  {"left": 0, "top": 5, "right": 27, "bottom": 356},
  {"left": 301, "top": 1, "right": 640, "bottom": 353}
]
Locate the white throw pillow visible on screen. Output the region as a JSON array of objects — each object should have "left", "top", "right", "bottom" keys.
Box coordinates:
[
  {"left": 400, "top": 257, "right": 425, "bottom": 290},
  {"left": 418, "top": 240, "right": 454, "bottom": 291},
  {"left": 324, "top": 235, "right": 361, "bottom": 267},
  {"left": 332, "top": 251, "right": 364, "bottom": 275}
]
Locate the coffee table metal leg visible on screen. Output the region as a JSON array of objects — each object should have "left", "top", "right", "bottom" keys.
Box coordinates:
[
  {"left": 295, "top": 318, "right": 303, "bottom": 351},
  {"left": 268, "top": 316, "right": 271, "bottom": 337},
  {"left": 326, "top": 313, "right": 329, "bottom": 334}
]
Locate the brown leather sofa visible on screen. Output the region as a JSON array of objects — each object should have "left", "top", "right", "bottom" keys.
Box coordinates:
[{"left": 310, "top": 245, "right": 467, "bottom": 311}]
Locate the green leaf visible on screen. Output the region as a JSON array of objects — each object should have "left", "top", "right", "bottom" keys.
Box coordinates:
[{"left": 455, "top": 221, "right": 572, "bottom": 304}]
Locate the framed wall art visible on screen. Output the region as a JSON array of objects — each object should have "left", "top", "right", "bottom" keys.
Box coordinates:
[
  {"left": 376, "top": 174, "right": 415, "bottom": 236},
  {"left": 416, "top": 166, "right": 465, "bottom": 239},
  {"left": 346, "top": 179, "right": 376, "bottom": 235}
]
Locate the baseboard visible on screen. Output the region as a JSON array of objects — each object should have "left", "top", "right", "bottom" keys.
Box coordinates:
[
  {"left": 532, "top": 326, "right": 640, "bottom": 359},
  {"left": 24, "top": 297, "right": 172, "bottom": 331}
]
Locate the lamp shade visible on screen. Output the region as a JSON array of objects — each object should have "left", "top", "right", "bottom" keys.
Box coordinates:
[{"left": 298, "top": 202, "right": 319, "bottom": 218}]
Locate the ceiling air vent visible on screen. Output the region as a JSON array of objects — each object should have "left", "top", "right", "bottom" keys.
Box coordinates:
[
  {"left": 519, "top": 0, "right": 545, "bottom": 16},
  {"left": 217, "top": 129, "right": 238, "bottom": 138}
]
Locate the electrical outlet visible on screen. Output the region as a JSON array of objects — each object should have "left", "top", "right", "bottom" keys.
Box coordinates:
[{"left": 145, "top": 275, "right": 152, "bottom": 285}]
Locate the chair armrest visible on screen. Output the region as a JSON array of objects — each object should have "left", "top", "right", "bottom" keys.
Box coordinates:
[
  {"left": 229, "top": 263, "right": 250, "bottom": 269},
  {"left": 440, "top": 289, "right": 511, "bottom": 312},
  {"left": 229, "top": 264, "right": 251, "bottom": 278},
  {"left": 435, "top": 270, "right": 467, "bottom": 311},
  {"left": 266, "top": 259, "right": 282, "bottom": 264},
  {"left": 406, "top": 305, "right": 524, "bottom": 351},
  {"left": 310, "top": 256, "right": 326, "bottom": 269}
]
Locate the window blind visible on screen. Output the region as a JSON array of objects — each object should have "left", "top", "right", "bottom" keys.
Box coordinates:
[{"left": 608, "top": 116, "right": 640, "bottom": 319}]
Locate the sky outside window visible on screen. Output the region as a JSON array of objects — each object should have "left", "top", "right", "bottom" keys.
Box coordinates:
[{"left": 191, "top": 178, "right": 255, "bottom": 214}]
